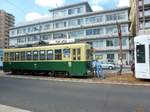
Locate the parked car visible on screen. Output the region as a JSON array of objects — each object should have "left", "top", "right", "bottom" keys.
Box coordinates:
[{"left": 98, "top": 61, "right": 115, "bottom": 70}]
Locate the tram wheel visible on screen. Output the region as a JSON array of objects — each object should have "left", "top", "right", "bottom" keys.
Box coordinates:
[{"left": 65, "top": 72, "right": 70, "bottom": 78}]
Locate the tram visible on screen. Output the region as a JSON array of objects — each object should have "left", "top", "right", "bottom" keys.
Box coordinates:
[
  {"left": 134, "top": 35, "right": 150, "bottom": 79},
  {"left": 3, "top": 42, "right": 93, "bottom": 77}
]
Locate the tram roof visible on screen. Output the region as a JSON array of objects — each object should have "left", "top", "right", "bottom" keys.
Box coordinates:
[{"left": 4, "top": 42, "right": 91, "bottom": 51}]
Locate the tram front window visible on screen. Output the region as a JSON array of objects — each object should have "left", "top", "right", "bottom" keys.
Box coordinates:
[{"left": 136, "top": 45, "right": 145, "bottom": 63}]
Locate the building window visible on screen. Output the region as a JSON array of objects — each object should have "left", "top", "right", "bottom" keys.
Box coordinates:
[
  {"left": 86, "top": 28, "right": 103, "bottom": 36},
  {"left": 43, "top": 23, "right": 51, "bottom": 30},
  {"left": 118, "top": 53, "right": 126, "bottom": 60},
  {"left": 23, "top": 28, "right": 26, "bottom": 34},
  {"left": 17, "top": 37, "right": 26, "bottom": 43},
  {"left": 86, "top": 17, "right": 96, "bottom": 24},
  {"left": 77, "top": 19, "right": 83, "bottom": 25},
  {"left": 54, "top": 21, "right": 66, "bottom": 28},
  {"left": 68, "top": 19, "right": 77, "bottom": 26},
  {"left": 68, "top": 9, "right": 75, "bottom": 15},
  {"left": 106, "top": 26, "right": 117, "bottom": 34},
  {"left": 118, "top": 12, "right": 125, "bottom": 20},
  {"left": 95, "top": 55, "right": 103, "bottom": 60},
  {"left": 33, "top": 35, "right": 40, "bottom": 41},
  {"left": 121, "top": 25, "right": 128, "bottom": 33},
  {"left": 53, "top": 10, "right": 67, "bottom": 18},
  {"left": 106, "top": 12, "right": 125, "bottom": 22},
  {"left": 68, "top": 7, "right": 82, "bottom": 15},
  {"left": 86, "top": 16, "right": 103, "bottom": 24},
  {"left": 77, "top": 8, "right": 81, "bottom": 13},
  {"left": 106, "top": 40, "right": 114, "bottom": 46},
  {"left": 114, "top": 38, "right": 118, "bottom": 46},
  {"left": 86, "top": 29, "right": 93, "bottom": 35},
  {"left": 41, "top": 33, "right": 52, "bottom": 40},
  {"left": 27, "top": 27, "right": 31, "bottom": 33},
  {"left": 33, "top": 26, "right": 40, "bottom": 32},
  {"left": 107, "top": 54, "right": 114, "bottom": 62},
  {"left": 92, "top": 40, "right": 103, "bottom": 49},
  {"left": 68, "top": 30, "right": 84, "bottom": 39},
  {"left": 53, "top": 32, "right": 66, "bottom": 39},
  {"left": 122, "top": 38, "right": 126, "bottom": 46}
]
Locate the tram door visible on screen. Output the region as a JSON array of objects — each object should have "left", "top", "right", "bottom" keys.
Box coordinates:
[
  {"left": 72, "top": 48, "right": 81, "bottom": 74},
  {"left": 72, "top": 48, "right": 81, "bottom": 61}
]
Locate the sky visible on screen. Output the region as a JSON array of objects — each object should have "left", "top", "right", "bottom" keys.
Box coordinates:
[{"left": 0, "top": 0, "right": 129, "bottom": 24}]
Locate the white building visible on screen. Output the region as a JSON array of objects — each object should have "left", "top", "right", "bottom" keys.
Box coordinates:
[
  {"left": 9, "top": 2, "right": 133, "bottom": 65},
  {"left": 130, "top": 0, "right": 150, "bottom": 35}
]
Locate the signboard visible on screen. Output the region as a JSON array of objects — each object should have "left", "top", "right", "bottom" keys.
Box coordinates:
[{"left": 48, "top": 39, "right": 75, "bottom": 44}]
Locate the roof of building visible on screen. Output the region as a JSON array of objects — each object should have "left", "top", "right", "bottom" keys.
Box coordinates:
[
  {"left": 11, "top": 6, "right": 130, "bottom": 29},
  {"left": 15, "top": 17, "right": 52, "bottom": 28},
  {"left": 49, "top": 1, "right": 92, "bottom": 12}
]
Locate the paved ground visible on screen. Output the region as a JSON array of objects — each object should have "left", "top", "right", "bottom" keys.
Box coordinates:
[
  {"left": 0, "top": 104, "right": 31, "bottom": 112},
  {"left": 1, "top": 70, "right": 150, "bottom": 86},
  {"left": 0, "top": 77, "right": 150, "bottom": 112}
]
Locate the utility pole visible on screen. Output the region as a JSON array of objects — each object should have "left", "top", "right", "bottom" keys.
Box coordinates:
[{"left": 117, "top": 22, "right": 123, "bottom": 75}]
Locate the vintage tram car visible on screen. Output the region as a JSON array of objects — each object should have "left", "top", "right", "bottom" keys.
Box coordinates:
[{"left": 3, "top": 43, "right": 93, "bottom": 77}]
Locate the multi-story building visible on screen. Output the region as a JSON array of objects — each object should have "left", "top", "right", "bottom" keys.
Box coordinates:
[
  {"left": 130, "top": 0, "right": 150, "bottom": 35},
  {"left": 0, "top": 10, "right": 15, "bottom": 48},
  {"left": 9, "top": 2, "right": 132, "bottom": 64}
]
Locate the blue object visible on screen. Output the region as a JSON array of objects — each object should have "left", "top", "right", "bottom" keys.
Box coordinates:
[{"left": 95, "top": 61, "right": 104, "bottom": 78}]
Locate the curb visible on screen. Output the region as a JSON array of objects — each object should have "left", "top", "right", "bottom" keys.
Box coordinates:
[{"left": 1, "top": 75, "right": 150, "bottom": 87}]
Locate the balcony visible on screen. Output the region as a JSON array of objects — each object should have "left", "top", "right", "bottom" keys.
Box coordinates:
[
  {"left": 140, "top": 10, "right": 150, "bottom": 17},
  {"left": 94, "top": 46, "right": 130, "bottom": 52},
  {"left": 140, "top": 22, "right": 150, "bottom": 29},
  {"left": 139, "top": 0, "right": 150, "bottom": 6}
]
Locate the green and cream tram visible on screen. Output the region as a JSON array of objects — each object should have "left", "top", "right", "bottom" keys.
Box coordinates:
[{"left": 3, "top": 43, "right": 93, "bottom": 77}]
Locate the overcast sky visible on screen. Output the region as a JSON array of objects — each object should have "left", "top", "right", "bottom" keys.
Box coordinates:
[{"left": 0, "top": 0, "right": 129, "bottom": 24}]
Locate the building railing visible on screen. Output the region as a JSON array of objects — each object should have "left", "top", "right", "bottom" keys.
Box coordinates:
[{"left": 9, "top": 20, "right": 129, "bottom": 38}]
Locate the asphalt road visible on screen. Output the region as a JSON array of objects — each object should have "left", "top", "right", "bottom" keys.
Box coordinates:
[{"left": 0, "top": 77, "right": 150, "bottom": 112}]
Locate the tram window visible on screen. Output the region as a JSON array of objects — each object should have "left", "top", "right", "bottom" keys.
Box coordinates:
[
  {"left": 10, "top": 52, "right": 14, "bottom": 61},
  {"left": 4, "top": 52, "right": 9, "bottom": 61},
  {"left": 40, "top": 50, "right": 45, "bottom": 60},
  {"left": 136, "top": 45, "right": 145, "bottom": 63},
  {"left": 15, "top": 52, "right": 20, "bottom": 61},
  {"left": 77, "top": 48, "right": 81, "bottom": 60},
  {"left": 55, "top": 49, "right": 62, "bottom": 60},
  {"left": 26, "top": 51, "right": 32, "bottom": 60},
  {"left": 63, "top": 49, "right": 70, "bottom": 58},
  {"left": 21, "top": 51, "right": 25, "bottom": 60},
  {"left": 47, "top": 50, "right": 53, "bottom": 60},
  {"left": 86, "top": 49, "right": 92, "bottom": 60},
  {"left": 72, "top": 49, "right": 76, "bottom": 60},
  {"left": 33, "top": 51, "right": 38, "bottom": 60}
]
